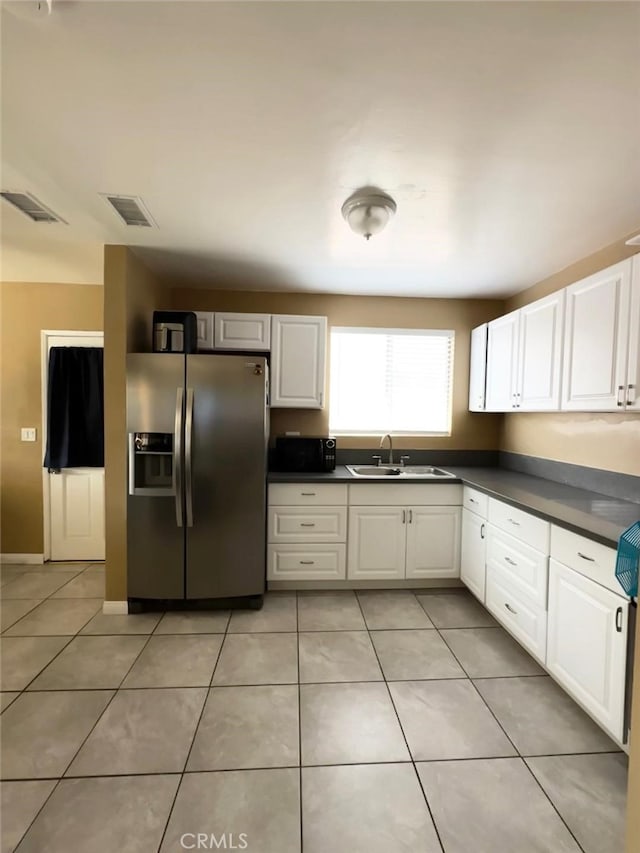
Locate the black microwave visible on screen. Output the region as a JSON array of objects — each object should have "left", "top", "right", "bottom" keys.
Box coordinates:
[{"left": 274, "top": 436, "right": 337, "bottom": 472}]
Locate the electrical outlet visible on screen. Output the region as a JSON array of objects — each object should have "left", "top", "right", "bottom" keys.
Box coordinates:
[{"left": 21, "top": 427, "right": 37, "bottom": 442}]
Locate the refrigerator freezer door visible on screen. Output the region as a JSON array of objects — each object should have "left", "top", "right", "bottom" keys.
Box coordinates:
[
  {"left": 185, "top": 355, "right": 268, "bottom": 599},
  {"left": 127, "top": 354, "right": 185, "bottom": 599}
]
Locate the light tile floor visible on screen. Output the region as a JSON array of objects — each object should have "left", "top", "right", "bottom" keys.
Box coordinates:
[{"left": 0, "top": 565, "right": 628, "bottom": 853}]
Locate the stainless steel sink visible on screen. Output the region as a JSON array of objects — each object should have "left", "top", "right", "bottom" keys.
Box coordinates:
[{"left": 347, "top": 464, "right": 455, "bottom": 479}]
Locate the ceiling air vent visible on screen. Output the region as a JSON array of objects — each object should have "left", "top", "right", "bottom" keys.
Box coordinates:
[
  {"left": 102, "top": 194, "right": 156, "bottom": 227},
  {"left": 0, "top": 191, "right": 65, "bottom": 223}
]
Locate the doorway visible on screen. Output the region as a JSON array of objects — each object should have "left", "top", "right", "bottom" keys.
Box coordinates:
[{"left": 41, "top": 330, "right": 105, "bottom": 561}]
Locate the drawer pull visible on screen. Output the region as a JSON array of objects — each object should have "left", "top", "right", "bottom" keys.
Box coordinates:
[
  {"left": 480, "top": 523, "right": 485, "bottom": 539},
  {"left": 299, "top": 560, "right": 315, "bottom": 565},
  {"left": 300, "top": 523, "right": 316, "bottom": 527},
  {"left": 469, "top": 497, "right": 477, "bottom": 504},
  {"left": 507, "top": 518, "right": 520, "bottom": 527},
  {"left": 617, "top": 385, "right": 625, "bottom": 407},
  {"left": 616, "top": 607, "right": 623, "bottom": 633},
  {"left": 402, "top": 510, "right": 406, "bottom": 523},
  {"left": 504, "top": 556, "right": 518, "bottom": 567},
  {"left": 628, "top": 384, "right": 636, "bottom": 406},
  {"left": 504, "top": 603, "right": 518, "bottom": 615},
  {"left": 408, "top": 509, "right": 413, "bottom": 523},
  {"left": 301, "top": 492, "right": 316, "bottom": 496},
  {"left": 577, "top": 551, "right": 595, "bottom": 562}
]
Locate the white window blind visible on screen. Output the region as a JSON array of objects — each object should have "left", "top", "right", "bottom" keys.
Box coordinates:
[{"left": 329, "top": 327, "right": 454, "bottom": 435}]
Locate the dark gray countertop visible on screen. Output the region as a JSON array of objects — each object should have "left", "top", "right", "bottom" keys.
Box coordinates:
[{"left": 268, "top": 466, "right": 640, "bottom": 547}]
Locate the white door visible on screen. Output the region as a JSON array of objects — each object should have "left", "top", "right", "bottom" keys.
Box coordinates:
[
  {"left": 214, "top": 312, "right": 271, "bottom": 350},
  {"left": 517, "top": 290, "right": 565, "bottom": 411},
  {"left": 405, "top": 506, "right": 461, "bottom": 579},
  {"left": 270, "top": 315, "right": 327, "bottom": 408},
  {"left": 347, "top": 506, "right": 406, "bottom": 580},
  {"left": 561, "top": 259, "right": 631, "bottom": 411},
  {"left": 547, "top": 559, "right": 628, "bottom": 741},
  {"left": 625, "top": 256, "right": 640, "bottom": 410},
  {"left": 485, "top": 310, "right": 520, "bottom": 411},
  {"left": 468, "top": 324, "right": 488, "bottom": 412},
  {"left": 45, "top": 333, "right": 105, "bottom": 561},
  {"left": 460, "top": 508, "right": 487, "bottom": 600}
]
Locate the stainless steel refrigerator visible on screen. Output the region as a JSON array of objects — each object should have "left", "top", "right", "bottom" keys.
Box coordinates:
[{"left": 126, "top": 353, "right": 268, "bottom": 603}]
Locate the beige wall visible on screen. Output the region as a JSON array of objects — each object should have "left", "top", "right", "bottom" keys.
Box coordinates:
[
  {"left": 501, "top": 230, "right": 640, "bottom": 476},
  {"left": 172, "top": 288, "right": 505, "bottom": 450},
  {"left": 104, "top": 246, "right": 170, "bottom": 601},
  {"left": 0, "top": 281, "right": 104, "bottom": 554}
]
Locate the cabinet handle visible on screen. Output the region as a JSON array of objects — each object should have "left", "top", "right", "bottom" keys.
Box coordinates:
[
  {"left": 507, "top": 518, "right": 520, "bottom": 526},
  {"left": 301, "top": 492, "right": 316, "bottom": 496},
  {"left": 480, "top": 523, "right": 485, "bottom": 539},
  {"left": 577, "top": 551, "right": 595, "bottom": 562},
  {"left": 504, "top": 556, "right": 517, "bottom": 567},
  {"left": 408, "top": 509, "right": 413, "bottom": 523},
  {"left": 469, "top": 497, "right": 477, "bottom": 504},
  {"left": 617, "top": 385, "right": 625, "bottom": 407},
  {"left": 300, "top": 523, "right": 316, "bottom": 527},
  {"left": 505, "top": 603, "right": 518, "bottom": 615},
  {"left": 616, "top": 607, "right": 623, "bottom": 633},
  {"left": 402, "top": 510, "right": 406, "bottom": 524},
  {"left": 299, "top": 560, "right": 315, "bottom": 565},
  {"left": 628, "top": 384, "right": 636, "bottom": 406}
]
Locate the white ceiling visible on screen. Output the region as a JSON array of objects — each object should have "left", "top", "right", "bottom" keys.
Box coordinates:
[{"left": 1, "top": 0, "right": 639, "bottom": 296}]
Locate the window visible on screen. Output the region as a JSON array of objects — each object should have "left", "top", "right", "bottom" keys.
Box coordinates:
[{"left": 329, "top": 327, "right": 454, "bottom": 435}]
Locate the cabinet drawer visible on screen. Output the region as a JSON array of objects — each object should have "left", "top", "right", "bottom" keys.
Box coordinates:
[
  {"left": 486, "top": 525, "right": 548, "bottom": 608},
  {"left": 267, "top": 544, "right": 346, "bottom": 580},
  {"left": 269, "top": 483, "right": 347, "bottom": 507},
  {"left": 268, "top": 506, "right": 347, "bottom": 542},
  {"left": 463, "top": 486, "right": 488, "bottom": 518},
  {"left": 214, "top": 312, "right": 271, "bottom": 350},
  {"left": 550, "top": 526, "right": 618, "bottom": 595},
  {"left": 488, "top": 498, "right": 550, "bottom": 553},
  {"left": 485, "top": 565, "right": 547, "bottom": 664},
  {"left": 348, "top": 483, "right": 462, "bottom": 506}
]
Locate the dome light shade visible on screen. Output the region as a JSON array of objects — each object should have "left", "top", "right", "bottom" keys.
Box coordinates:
[{"left": 341, "top": 190, "right": 397, "bottom": 240}]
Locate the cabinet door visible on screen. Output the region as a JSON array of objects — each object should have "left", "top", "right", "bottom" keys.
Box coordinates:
[
  {"left": 405, "top": 506, "right": 461, "bottom": 579},
  {"left": 347, "top": 507, "right": 406, "bottom": 580},
  {"left": 214, "top": 313, "right": 271, "bottom": 350},
  {"left": 561, "top": 260, "right": 631, "bottom": 411},
  {"left": 270, "top": 315, "right": 327, "bottom": 408},
  {"left": 194, "top": 312, "right": 215, "bottom": 350},
  {"left": 468, "top": 324, "right": 488, "bottom": 412},
  {"left": 625, "top": 256, "right": 640, "bottom": 410},
  {"left": 547, "top": 559, "right": 628, "bottom": 741},
  {"left": 517, "top": 290, "right": 565, "bottom": 410},
  {"left": 485, "top": 311, "right": 519, "bottom": 411},
  {"left": 460, "top": 508, "right": 487, "bottom": 601}
]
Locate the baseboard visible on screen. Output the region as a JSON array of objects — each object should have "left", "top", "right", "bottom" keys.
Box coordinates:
[
  {"left": 0, "top": 553, "right": 44, "bottom": 565},
  {"left": 102, "top": 600, "right": 129, "bottom": 615}
]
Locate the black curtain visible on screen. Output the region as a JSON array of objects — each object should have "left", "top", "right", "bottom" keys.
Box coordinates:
[{"left": 43, "top": 347, "right": 104, "bottom": 470}]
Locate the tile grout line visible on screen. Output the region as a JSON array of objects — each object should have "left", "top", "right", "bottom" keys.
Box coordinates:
[
  {"left": 295, "top": 591, "right": 304, "bottom": 853},
  {"left": 353, "top": 590, "right": 448, "bottom": 853}
]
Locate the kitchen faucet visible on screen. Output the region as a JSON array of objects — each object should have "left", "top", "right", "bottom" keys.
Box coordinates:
[{"left": 380, "top": 434, "right": 394, "bottom": 465}]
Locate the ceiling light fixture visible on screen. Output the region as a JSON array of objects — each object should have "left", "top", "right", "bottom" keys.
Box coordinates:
[
  {"left": 341, "top": 189, "right": 397, "bottom": 241},
  {"left": 625, "top": 233, "right": 640, "bottom": 246}
]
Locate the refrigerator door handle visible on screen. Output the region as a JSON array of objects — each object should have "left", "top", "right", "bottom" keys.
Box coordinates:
[
  {"left": 185, "top": 387, "right": 194, "bottom": 527},
  {"left": 174, "top": 387, "right": 184, "bottom": 527}
]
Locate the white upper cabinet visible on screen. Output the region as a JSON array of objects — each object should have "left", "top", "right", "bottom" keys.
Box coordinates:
[
  {"left": 468, "top": 323, "right": 488, "bottom": 412},
  {"left": 485, "top": 311, "right": 519, "bottom": 411},
  {"left": 270, "top": 315, "right": 327, "bottom": 409},
  {"left": 214, "top": 313, "right": 271, "bottom": 351},
  {"left": 625, "top": 256, "right": 640, "bottom": 410},
  {"left": 561, "top": 259, "right": 633, "bottom": 411},
  {"left": 518, "top": 290, "right": 565, "bottom": 410},
  {"left": 194, "top": 312, "right": 215, "bottom": 350}
]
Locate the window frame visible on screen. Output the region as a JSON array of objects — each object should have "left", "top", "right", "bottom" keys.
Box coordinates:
[{"left": 328, "top": 326, "right": 455, "bottom": 437}]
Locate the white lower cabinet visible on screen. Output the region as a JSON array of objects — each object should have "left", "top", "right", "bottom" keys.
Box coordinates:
[
  {"left": 485, "top": 565, "right": 547, "bottom": 664},
  {"left": 347, "top": 507, "right": 406, "bottom": 580},
  {"left": 547, "top": 558, "right": 629, "bottom": 741},
  {"left": 348, "top": 505, "right": 460, "bottom": 581},
  {"left": 406, "top": 506, "right": 461, "bottom": 579},
  {"left": 460, "top": 508, "right": 487, "bottom": 601},
  {"left": 267, "top": 544, "right": 346, "bottom": 581}
]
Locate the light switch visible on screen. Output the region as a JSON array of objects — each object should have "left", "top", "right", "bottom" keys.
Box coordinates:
[{"left": 21, "top": 427, "right": 37, "bottom": 442}]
